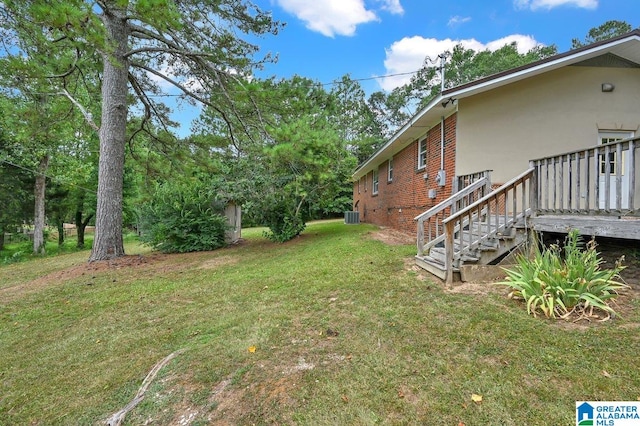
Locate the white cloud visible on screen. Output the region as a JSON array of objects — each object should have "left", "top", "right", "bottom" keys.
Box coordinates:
[
  {"left": 485, "top": 34, "right": 540, "bottom": 52},
  {"left": 447, "top": 15, "right": 472, "bottom": 28},
  {"left": 376, "top": 0, "right": 404, "bottom": 15},
  {"left": 514, "top": 0, "right": 597, "bottom": 11},
  {"left": 275, "top": 0, "right": 378, "bottom": 37},
  {"left": 378, "top": 34, "right": 542, "bottom": 91},
  {"left": 145, "top": 60, "right": 204, "bottom": 94}
]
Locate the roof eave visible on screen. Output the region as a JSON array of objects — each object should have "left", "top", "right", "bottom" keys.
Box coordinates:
[
  {"left": 352, "top": 93, "right": 445, "bottom": 180},
  {"left": 351, "top": 30, "right": 640, "bottom": 182}
]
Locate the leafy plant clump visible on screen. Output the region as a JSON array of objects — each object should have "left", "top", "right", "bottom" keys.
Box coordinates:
[
  {"left": 500, "top": 230, "right": 627, "bottom": 320},
  {"left": 138, "top": 181, "right": 229, "bottom": 253},
  {"left": 261, "top": 197, "right": 306, "bottom": 243}
]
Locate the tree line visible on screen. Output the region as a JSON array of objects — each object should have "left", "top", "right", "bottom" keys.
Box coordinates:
[{"left": 0, "top": 1, "right": 631, "bottom": 255}]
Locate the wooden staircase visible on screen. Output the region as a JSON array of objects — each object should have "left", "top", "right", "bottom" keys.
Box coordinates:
[
  {"left": 415, "top": 169, "right": 534, "bottom": 283},
  {"left": 415, "top": 136, "right": 640, "bottom": 283},
  {"left": 416, "top": 219, "right": 528, "bottom": 281}
]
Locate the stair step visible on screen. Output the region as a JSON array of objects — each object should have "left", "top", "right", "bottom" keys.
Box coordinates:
[
  {"left": 429, "top": 249, "right": 445, "bottom": 263},
  {"left": 415, "top": 255, "right": 448, "bottom": 280},
  {"left": 421, "top": 255, "right": 444, "bottom": 266},
  {"left": 459, "top": 254, "right": 479, "bottom": 262}
]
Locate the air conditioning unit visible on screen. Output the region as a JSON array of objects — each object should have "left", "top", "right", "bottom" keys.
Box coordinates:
[{"left": 344, "top": 211, "right": 360, "bottom": 224}]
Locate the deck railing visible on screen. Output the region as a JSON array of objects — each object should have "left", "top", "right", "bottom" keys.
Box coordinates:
[
  {"left": 415, "top": 177, "right": 490, "bottom": 256},
  {"left": 530, "top": 137, "right": 638, "bottom": 216},
  {"left": 414, "top": 138, "right": 639, "bottom": 283},
  {"left": 451, "top": 170, "right": 493, "bottom": 214},
  {"left": 441, "top": 168, "right": 535, "bottom": 283}
]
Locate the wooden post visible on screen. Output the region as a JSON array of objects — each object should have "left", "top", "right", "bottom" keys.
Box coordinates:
[
  {"left": 629, "top": 140, "right": 635, "bottom": 210},
  {"left": 616, "top": 142, "right": 623, "bottom": 211},
  {"left": 444, "top": 221, "right": 455, "bottom": 285},
  {"left": 529, "top": 161, "right": 538, "bottom": 216},
  {"left": 417, "top": 218, "right": 424, "bottom": 256}
]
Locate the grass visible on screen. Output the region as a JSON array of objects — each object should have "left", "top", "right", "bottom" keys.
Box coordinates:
[
  {"left": 0, "top": 220, "right": 638, "bottom": 425},
  {"left": 1, "top": 232, "right": 142, "bottom": 265}
]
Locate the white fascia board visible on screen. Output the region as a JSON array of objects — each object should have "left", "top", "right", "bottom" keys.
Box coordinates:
[
  {"left": 352, "top": 94, "right": 444, "bottom": 181},
  {"left": 352, "top": 34, "right": 640, "bottom": 182},
  {"left": 446, "top": 35, "right": 640, "bottom": 100}
]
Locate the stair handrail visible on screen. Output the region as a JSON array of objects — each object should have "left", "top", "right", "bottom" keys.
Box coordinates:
[
  {"left": 415, "top": 177, "right": 489, "bottom": 256},
  {"left": 441, "top": 167, "right": 535, "bottom": 283}
]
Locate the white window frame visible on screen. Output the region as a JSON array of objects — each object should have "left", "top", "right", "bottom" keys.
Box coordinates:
[
  {"left": 418, "top": 138, "right": 427, "bottom": 169},
  {"left": 387, "top": 158, "right": 393, "bottom": 182},
  {"left": 599, "top": 131, "right": 633, "bottom": 175},
  {"left": 372, "top": 169, "right": 379, "bottom": 194}
]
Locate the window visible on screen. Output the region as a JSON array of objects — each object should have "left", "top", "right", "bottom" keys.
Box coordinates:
[
  {"left": 600, "top": 137, "right": 619, "bottom": 175},
  {"left": 599, "top": 132, "right": 633, "bottom": 175},
  {"left": 372, "top": 169, "right": 379, "bottom": 194},
  {"left": 418, "top": 138, "right": 427, "bottom": 169},
  {"left": 387, "top": 158, "right": 393, "bottom": 182}
]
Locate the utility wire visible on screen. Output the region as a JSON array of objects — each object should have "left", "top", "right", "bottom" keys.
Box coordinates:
[
  {"left": 4, "top": 69, "right": 423, "bottom": 99},
  {"left": 0, "top": 157, "right": 97, "bottom": 194}
]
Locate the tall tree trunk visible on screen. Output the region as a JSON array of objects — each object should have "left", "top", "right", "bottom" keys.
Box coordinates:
[
  {"left": 57, "top": 220, "right": 64, "bottom": 246},
  {"left": 75, "top": 210, "right": 93, "bottom": 249},
  {"left": 0, "top": 225, "right": 5, "bottom": 251},
  {"left": 33, "top": 155, "right": 49, "bottom": 255},
  {"left": 89, "top": 3, "right": 129, "bottom": 261}
]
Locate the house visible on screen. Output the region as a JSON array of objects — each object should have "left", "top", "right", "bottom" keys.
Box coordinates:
[{"left": 352, "top": 30, "right": 640, "bottom": 282}]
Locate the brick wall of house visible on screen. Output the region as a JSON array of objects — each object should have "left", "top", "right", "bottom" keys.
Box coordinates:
[{"left": 353, "top": 113, "right": 457, "bottom": 235}]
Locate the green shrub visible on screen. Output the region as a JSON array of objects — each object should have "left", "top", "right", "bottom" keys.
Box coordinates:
[
  {"left": 500, "top": 230, "right": 627, "bottom": 319},
  {"left": 259, "top": 196, "right": 307, "bottom": 243},
  {"left": 138, "top": 181, "right": 229, "bottom": 253},
  {"left": 262, "top": 210, "right": 306, "bottom": 243}
]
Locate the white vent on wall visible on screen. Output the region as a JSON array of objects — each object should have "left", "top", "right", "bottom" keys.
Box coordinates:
[
  {"left": 344, "top": 211, "right": 360, "bottom": 224},
  {"left": 428, "top": 189, "right": 437, "bottom": 199}
]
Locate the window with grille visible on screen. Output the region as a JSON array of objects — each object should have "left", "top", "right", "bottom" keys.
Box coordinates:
[
  {"left": 372, "top": 169, "right": 379, "bottom": 194},
  {"left": 418, "top": 138, "right": 427, "bottom": 169}
]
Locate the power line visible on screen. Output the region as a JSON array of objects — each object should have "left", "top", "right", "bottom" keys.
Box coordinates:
[
  {"left": 4, "top": 69, "right": 422, "bottom": 99},
  {"left": 0, "top": 157, "right": 97, "bottom": 194}
]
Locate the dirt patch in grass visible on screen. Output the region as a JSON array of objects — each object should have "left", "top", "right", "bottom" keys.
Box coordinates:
[
  {"left": 368, "top": 227, "right": 414, "bottom": 246},
  {"left": 197, "top": 255, "right": 239, "bottom": 270},
  {"left": 0, "top": 251, "right": 240, "bottom": 303}
]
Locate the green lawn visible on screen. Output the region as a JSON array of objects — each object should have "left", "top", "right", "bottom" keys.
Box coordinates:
[{"left": 0, "top": 220, "right": 638, "bottom": 425}]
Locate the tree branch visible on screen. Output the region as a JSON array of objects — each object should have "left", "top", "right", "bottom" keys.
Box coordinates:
[
  {"left": 130, "top": 60, "right": 239, "bottom": 144},
  {"left": 127, "top": 72, "right": 175, "bottom": 146},
  {"left": 124, "top": 46, "right": 216, "bottom": 59},
  {"left": 58, "top": 89, "right": 99, "bottom": 131},
  {"left": 105, "top": 350, "right": 184, "bottom": 426},
  {"left": 127, "top": 22, "right": 177, "bottom": 50}
]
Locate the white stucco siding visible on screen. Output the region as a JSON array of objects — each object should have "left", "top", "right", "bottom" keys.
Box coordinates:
[{"left": 456, "top": 66, "right": 640, "bottom": 184}]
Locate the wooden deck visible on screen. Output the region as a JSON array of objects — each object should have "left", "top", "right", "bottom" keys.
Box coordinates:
[
  {"left": 529, "top": 136, "right": 639, "bottom": 240},
  {"left": 415, "top": 136, "right": 640, "bottom": 283},
  {"left": 530, "top": 215, "right": 640, "bottom": 240}
]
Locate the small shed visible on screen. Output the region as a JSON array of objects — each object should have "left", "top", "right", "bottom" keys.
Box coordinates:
[{"left": 224, "top": 202, "right": 241, "bottom": 243}]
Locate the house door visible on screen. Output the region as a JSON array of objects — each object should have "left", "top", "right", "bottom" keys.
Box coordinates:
[{"left": 598, "top": 131, "right": 633, "bottom": 209}]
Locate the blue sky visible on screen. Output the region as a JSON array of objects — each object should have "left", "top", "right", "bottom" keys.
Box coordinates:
[{"left": 173, "top": 0, "right": 640, "bottom": 136}]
